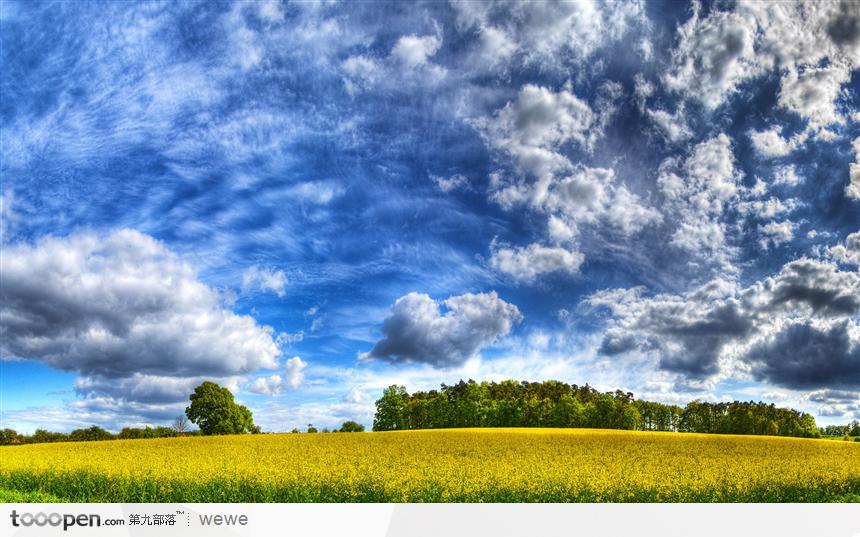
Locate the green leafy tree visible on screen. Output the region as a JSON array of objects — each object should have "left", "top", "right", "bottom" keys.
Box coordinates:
[
  {"left": 0, "top": 428, "right": 19, "bottom": 444},
  {"left": 185, "top": 381, "right": 256, "bottom": 435},
  {"left": 373, "top": 385, "right": 408, "bottom": 431},
  {"left": 339, "top": 420, "right": 365, "bottom": 432},
  {"left": 69, "top": 425, "right": 113, "bottom": 442},
  {"left": 307, "top": 424, "right": 318, "bottom": 433}
]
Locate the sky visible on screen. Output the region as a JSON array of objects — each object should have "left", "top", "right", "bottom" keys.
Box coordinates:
[{"left": 1, "top": 0, "right": 859, "bottom": 433}]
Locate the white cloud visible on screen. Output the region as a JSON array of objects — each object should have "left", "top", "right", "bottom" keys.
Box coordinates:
[
  {"left": 479, "top": 84, "right": 597, "bottom": 182},
  {"left": 830, "top": 231, "right": 860, "bottom": 267},
  {"left": 0, "top": 229, "right": 281, "bottom": 402},
  {"left": 248, "top": 356, "right": 307, "bottom": 395},
  {"left": 778, "top": 62, "right": 852, "bottom": 131},
  {"left": 473, "top": 25, "right": 518, "bottom": 71},
  {"left": 847, "top": 137, "right": 860, "bottom": 200},
  {"left": 646, "top": 105, "right": 692, "bottom": 143},
  {"left": 0, "top": 189, "right": 16, "bottom": 242},
  {"left": 242, "top": 265, "right": 287, "bottom": 297},
  {"left": 664, "top": 3, "right": 761, "bottom": 110},
  {"left": 364, "top": 291, "right": 522, "bottom": 367},
  {"left": 738, "top": 197, "right": 798, "bottom": 220},
  {"left": 340, "top": 55, "right": 383, "bottom": 93},
  {"left": 340, "top": 30, "right": 445, "bottom": 93},
  {"left": 490, "top": 242, "right": 585, "bottom": 282},
  {"left": 667, "top": 1, "right": 859, "bottom": 140},
  {"left": 284, "top": 180, "right": 343, "bottom": 204},
  {"left": 74, "top": 374, "right": 241, "bottom": 405},
  {"left": 477, "top": 84, "right": 658, "bottom": 282},
  {"left": 483, "top": 88, "right": 639, "bottom": 202},
  {"left": 758, "top": 220, "right": 795, "bottom": 249},
  {"left": 586, "top": 253, "right": 860, "bottom": 386},
  {"left": 657, "top": 134, "right": 741, "bottom": 271},
  {"left": 750, "top": 126, "right": 795, "bottom": 158},
  {"left": 451, "top": 0, "right": 645, "bottom": 71},
  {"left": 391, "top": 33, "right": 442, "bottom": 68},
  {"left": 773, "top": 165, "right": 802, "bottom": 187},
  {"left": 431, "top": 173, "right": 468, "bottom": 193}
]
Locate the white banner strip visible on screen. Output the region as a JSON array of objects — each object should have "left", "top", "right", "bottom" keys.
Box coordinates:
[{"left": 1, "top": 503, "right": 859, "bottom": 537}]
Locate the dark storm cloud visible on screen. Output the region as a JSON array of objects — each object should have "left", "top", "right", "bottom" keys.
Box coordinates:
[
  {"left": 806, "top": 389, "right": 860, "bottom": 404},
  {"left": 826, "top": 1, "right": 860, "bottom": 47},
  {"left": 590, "top": 237, "right": 860, "bottom": 389},
  {"left": 365, "top": 291, "right": 522, "bottom": 368},
  {"left": 766, "top": 259, "right": 860, "bottom": 316},
  {"left": 747, "top": 321, "right": 860, "bottom": 390},
  {"left": 0, "top": 230, "right": 280, "bottom": 385}
]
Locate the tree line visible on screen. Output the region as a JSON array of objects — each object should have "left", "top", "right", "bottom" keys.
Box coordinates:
[
  {"left": 0, "top": 381, "right": 364, "bottom": 445},
  {"left": 372, "top": 379, "right": 831, "bottom": 439}
]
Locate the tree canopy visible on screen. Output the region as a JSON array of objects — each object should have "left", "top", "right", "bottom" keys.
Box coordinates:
[
  {"left": 185, "top": 381, "right": 256, "bottom": 435},
  {"left": 372, "top": 379, "right": 820, "bottom": 438},
  {"left": 338, "top": 420, "right": 366, "bottom": 432}
]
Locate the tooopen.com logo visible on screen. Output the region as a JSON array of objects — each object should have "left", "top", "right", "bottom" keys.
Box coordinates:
[{"left": 10, "top": 510, "right": 125, "bottom": 531}]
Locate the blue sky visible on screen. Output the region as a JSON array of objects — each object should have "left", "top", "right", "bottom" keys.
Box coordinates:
[{"left": 1, "top": 0, "right": 859, "bottom": 432}]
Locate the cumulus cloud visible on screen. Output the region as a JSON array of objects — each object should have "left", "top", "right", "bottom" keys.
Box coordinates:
[
  {"left": 248, "top": 356, "right": 307, "bottom": 395},
  {"left": 0, "top": 229, "right": 281, "bottom": 401},
  {"left": 542, "top": 167, "right": 650, "bottom": 231},
  {"left": 668, "top": 1, "right": 859, "bottom": 141},
  {"left": 586, "top": 280, "right": 753, "bottom": 377},
  {"left": 646, "top": 107, "right": 693, "bottom": 142},
  {"left": 479, "top": 84, "right": 598, "bottom": 181},
  {"left": 847, "top": 137, "right": 860, "bottom": 200},
  {"left": 450, "top": 0, "right": 645, "bottom": 71},
  {"left": 585, "top": 236, "right": 860, "bottom": 387},
  {"left": 664, "top": 3, "right": 761, "bottom": 110},
  {"left": 391, "top": 33, "right": 442, "bottom": 68},
  {"left": 364, "top": 291, "right": 522, "bottom": 367},
  {"left": 773, "top": 165, "right": 802, "bottom": 187},
  {"left": 490, "top": 242, "right": 584, "bottom": 282},
  {"left": 476, "top": 84, "right": 658, "bottom": 283},
  {"left": 830, "top": 231, "right": 860, "bottom": 266},
  {"left": 341, "top": 29, "right": 445, "bottom": 92},
  {"left": 73, "top": 374, "right": 241, "bottom": 405},
  {"left": 657, "top": 134, "right": 741, "bottom": 270},
  {"left": 758, "top": 220, "right": 795, "bottom": 249},
  {"left": 746, "top": 321, "right": 860, "bottom": 390},
  {"left": 778, "top": 62, "right": 852, "bottom": 132},
  {"left": 750, "top": 126, "right": 795, "bottom": 158}
]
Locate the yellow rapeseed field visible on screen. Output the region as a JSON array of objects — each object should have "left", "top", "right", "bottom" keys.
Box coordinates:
[{"left": 1, "top": 428, "right": 858, "bottom": 502}]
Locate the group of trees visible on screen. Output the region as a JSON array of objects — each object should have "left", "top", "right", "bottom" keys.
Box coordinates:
[
  {"left": 290, "top": 421, "right": 365, "bottom": 434},
  {"left": 1, "top": 382, "right": 366, "bottom": 445},
  {"left": 373, "top": 380, "right": 823, "bottom": 439},
  {"left": 0, "top": 421, "right": 202, "bottom": 446},
  {"left": 820, "top": 421, "right": 860, "bottom": 438}
]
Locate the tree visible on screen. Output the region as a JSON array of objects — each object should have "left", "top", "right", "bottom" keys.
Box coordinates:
[
  {"left": 185, "top": 381, "right": 256, "bottom": 435},
  {"left": 69, "top": 425, "right": 113, "bottom": 442},
  {"left": 172, "top": 416, "right": 189, "bottom": 434},
  {"left": 339, "top": 420, "right": 365, "bottom": 432},
  {"left": 0, "top": 428, "right": 19, "bottom": 445},
  {"left": 307, "top": 424, "right": 318, "bottom": 433},
  {"left": 373, "top": 385, "right": 408, "bottom": 431}
]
